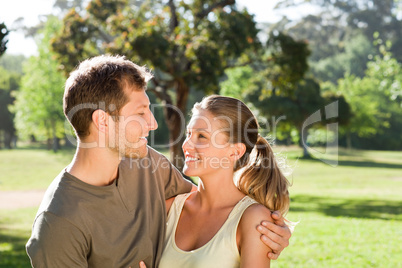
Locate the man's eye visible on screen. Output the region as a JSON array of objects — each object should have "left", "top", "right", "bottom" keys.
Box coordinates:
[{"left": 199, "top": 134, "right": 206, "bottom": 139}]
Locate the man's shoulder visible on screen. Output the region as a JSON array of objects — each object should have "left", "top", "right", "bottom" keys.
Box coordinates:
[
  {"left": 36, "top": 170, "right": 66, "bottom": 212},
  {"left": 36, "top": 170, "right": 88, "bottom": 221},
  {"left": 147, "top": 145, "right": 166, "bottom": 158}
]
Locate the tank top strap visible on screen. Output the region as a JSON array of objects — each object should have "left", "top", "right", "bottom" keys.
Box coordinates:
[
  {"left": 169, "top": 192, "right": 192, "bottom": 218},
  {"left": 228, "top": 195, "right": 259, "bottom": 220}
]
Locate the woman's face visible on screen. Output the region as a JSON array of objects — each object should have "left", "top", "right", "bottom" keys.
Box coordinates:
[{"left": 182, "top": 109, "right": 236, "bottom": 177}]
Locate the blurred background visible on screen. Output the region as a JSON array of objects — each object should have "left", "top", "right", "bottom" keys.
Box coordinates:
[{"left": 0, "top": 0, "right": 401, "bottom": 267}]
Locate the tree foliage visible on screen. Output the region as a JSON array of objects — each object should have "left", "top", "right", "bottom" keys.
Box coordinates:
[
  {"left": 221, "top": 33, "right": 351, "bottom": 157},
  {"left": 324, "top": 41, "right": 402, "bottom": 149},
  {"left": 0, "top": 67, "right": 19, "bottom": 149},
  {"left": 273, "top": 0, "right": 402, "bottom": 83},
  {"left": 51, "top": 0, "right": 261, "bottom": 168},
  {"left": 14, "top": 16, "right": 66, "bottom": 151},
  {"left": 0, "top": 22, "right": 9, "bottom": 56},
  {"left": 312, "top": 34, "right": 376, "bottom": 84},
  {"left": 265, "top": 31, "right": 311, "bottom": 96},
  {"left": 0, "top": 54, "right": 26, "bottom": 74},
  {"left": 249, "top": 77, "right": 351, "bottom": 157}
]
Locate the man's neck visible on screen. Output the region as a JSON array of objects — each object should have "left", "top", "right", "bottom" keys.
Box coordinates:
[{"left": 67, "top": 145, "right": 121, "bottom": 187}]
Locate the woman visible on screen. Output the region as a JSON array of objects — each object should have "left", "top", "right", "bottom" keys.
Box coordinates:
[{"left": 145, "top": 95, "right": 291, "bottom": 267}]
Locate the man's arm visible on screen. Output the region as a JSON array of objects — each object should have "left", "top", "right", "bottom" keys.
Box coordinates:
[
  {"left": 160, "top": 153, "right": 195, "bottom": 199},
  {"left": 256, "top": 210, "right": 292, "bottom": 260},
  {"left": 26, "top": 212, "right": 88, "bottom": 267}
]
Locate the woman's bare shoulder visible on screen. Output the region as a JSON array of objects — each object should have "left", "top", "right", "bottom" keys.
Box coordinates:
[{"left": 241, "top": 202, "right": 274, "bottom": 226}]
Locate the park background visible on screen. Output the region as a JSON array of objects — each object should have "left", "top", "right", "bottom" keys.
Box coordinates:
[{"left": 0, "top": 0, "right": 401, "bottom": 267}]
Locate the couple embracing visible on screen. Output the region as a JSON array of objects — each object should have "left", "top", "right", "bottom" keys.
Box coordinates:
[{"left": 26, "top": 55, "right": 292, "bottom": 268}]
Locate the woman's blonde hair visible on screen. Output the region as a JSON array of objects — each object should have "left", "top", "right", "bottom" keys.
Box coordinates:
[{"left": 192, "top": 95, "right": 290, "bottom": 215}]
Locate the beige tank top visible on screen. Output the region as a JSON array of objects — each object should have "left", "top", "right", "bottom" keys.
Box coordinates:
[{"left": 159, "top": 193, "right": 258, "bottom": 268}]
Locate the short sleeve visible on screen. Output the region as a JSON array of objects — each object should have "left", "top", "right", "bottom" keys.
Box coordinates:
[
  {"left": 26, "top": 212, "right": 88, "bottom": 268},
  {"left": 145, "top": 147, "right": 193, "bottom": 199},
  {"left": 164, "top": 161, "right": 193, "bottom": 199}
]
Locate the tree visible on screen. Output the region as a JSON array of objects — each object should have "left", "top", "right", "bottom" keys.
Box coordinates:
[
  {"left": 0, "top": 22, "right": 15, "bottom": 149},
  {"left": 0, "top": 54, "right": 26, "bottom": 74},
  {"left": 0, "top": 67, "right": 19, "bottom": 149},
  {"left": 328, "top": 75, "right": 388, "bottom": 148},
  {"left": 273, "top": 0, "right": 402, "bottom": 83},
  {"left": 325, "top": 41, "right": 402, "bottom": 149},
  {"left": 312, "top": 34, "right": 376, "bottom": 83},
  {"left": 221, "top": 32, "right": 351, "bottom": 157},
  {"left": 367, "top": 37, "right": 402, "bottom": 105},
  {"left": 0, "top": 22, "right": 8, "bottom": 56},
  {"left": 220, "top": 65, "right": 254, "bottom": 99},
  {"left": 53, "top": 0, "right": 87, "bottom": 13},
  {"left": 51, "top": 0, "right": 261, "bottom": 168},
  {"left": 14, "top": 16, "right": 66, "bottom": 151},
  {"left": 250, "top": 78, "right": 321, "bottom": 157}
]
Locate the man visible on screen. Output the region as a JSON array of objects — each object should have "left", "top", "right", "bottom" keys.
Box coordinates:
[{"left": 26, "top": 55, "right": 291, "bottom": 267}]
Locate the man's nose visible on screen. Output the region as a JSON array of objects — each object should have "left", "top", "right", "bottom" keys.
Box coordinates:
[{"left": 147, "top": 111, "right": 158, "bottom": 131}]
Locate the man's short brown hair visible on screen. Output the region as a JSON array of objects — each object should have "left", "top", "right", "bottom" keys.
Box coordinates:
[{"left": 64, "top": 55, "right": 153, "bottom": 139}]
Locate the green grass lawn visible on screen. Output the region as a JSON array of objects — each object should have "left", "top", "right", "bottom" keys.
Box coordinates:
[
  {"left": 274, "top": 147, "right": 402, "bottom": 268},
  {"left": 0, "top": 147, "right": 401, "bottom": 267},
  {"left": 0, "top": 148, "right": 75, "bottom": 191},
  {"left": 0, "top": 208, "right": 37, "bottom": 268}
]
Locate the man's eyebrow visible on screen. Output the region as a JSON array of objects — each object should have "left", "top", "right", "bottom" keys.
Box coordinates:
[{"left": 134, "top": 103, "right": 151, "bottom": 109}]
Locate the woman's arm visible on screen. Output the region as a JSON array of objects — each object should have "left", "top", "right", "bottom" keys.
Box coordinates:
[{"left": 238, "top": 204, "right": 274, "bottom": 268}]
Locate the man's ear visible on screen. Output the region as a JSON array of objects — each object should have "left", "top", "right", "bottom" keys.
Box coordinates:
[
  {"left": 230, "top": 142, "right": 246, "bottom": 161},
  {"left": 92, "top": 109, "right": 108, "bottom": 133}
]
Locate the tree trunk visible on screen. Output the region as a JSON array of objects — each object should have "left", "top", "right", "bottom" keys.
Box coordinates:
[
  {"left": 12, "top": 135, "right": 17, "bottom": 148},
  {"left": 164, "top": 78, "right": 189, "bottom": 170},
  {"left": 346, "top": 130, "right": 352, "bottom": 149},
  {"left": 286, "top": 134, "right": 291, "bottom": 146},
  {"left": 46, "top": 124, "right": 52, "bottom": 150},
  {"left": 51, "top": 121, "right": 60, "bottom": 152},
  {"left": 4, "top": 131, "right": 12, "bottom": 149},
  {"left": 299, "top": 126, "right": 309, "bottom": 158},
  {"left": 0, "top": 130, "right": 3, "bottom": 149},
  {"left": 53, "top": 137, "right": 60, "bottom": 152}
]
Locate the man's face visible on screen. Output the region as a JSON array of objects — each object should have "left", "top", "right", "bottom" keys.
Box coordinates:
[{"left": 109, "top": 88, "right": 158, "bottom": 158}]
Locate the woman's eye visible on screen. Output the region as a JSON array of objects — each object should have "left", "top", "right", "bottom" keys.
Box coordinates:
[{"left": 198, "top": 134, "right": 206, "bottom": 139}]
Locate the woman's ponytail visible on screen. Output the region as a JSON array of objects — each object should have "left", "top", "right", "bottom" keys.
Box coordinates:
[{"left": 237, "top": 136, "right": 290, "bottom": 215}]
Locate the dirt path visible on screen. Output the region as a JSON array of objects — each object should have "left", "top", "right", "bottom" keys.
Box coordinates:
[{"left": 0, "top": 190, "right": 45, "bottom": 209}]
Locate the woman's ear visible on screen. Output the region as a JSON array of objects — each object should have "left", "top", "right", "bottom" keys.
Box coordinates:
[
  {"left": 231, "top": 143, "right": 246, "bottom": 161},
  {"left": 92, "top": 109, "right": 108, "bottom": 133}
]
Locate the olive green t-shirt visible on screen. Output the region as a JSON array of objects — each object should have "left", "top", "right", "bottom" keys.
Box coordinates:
[{"left": 26, "top": 147, "right": 192, "bottom": 268}]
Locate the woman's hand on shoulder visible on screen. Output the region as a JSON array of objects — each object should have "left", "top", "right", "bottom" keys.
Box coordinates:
[{"left": 238, "top": 203, "right": 273, "bottom": 268}]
